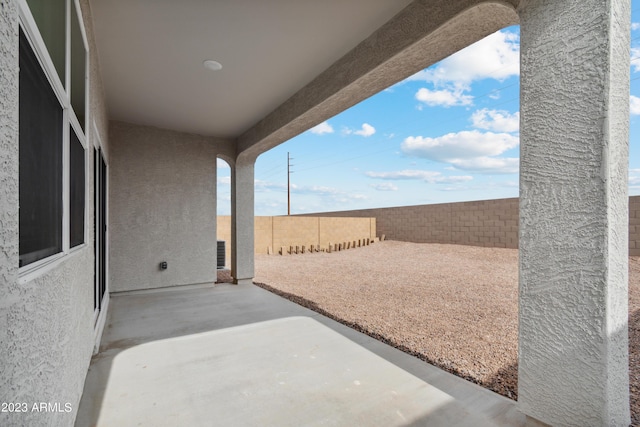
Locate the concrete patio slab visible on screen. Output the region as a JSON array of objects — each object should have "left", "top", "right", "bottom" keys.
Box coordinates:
[{"left": 76, "top": 283, "right": 541, "bottom": 426}]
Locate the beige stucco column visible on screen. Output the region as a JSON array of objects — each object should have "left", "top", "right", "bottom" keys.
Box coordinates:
[
  {"left": 230, "top": 155, "right": 255, "bottom": 285},
  {"left": 518, "top": 0, "right": 630, "bottom": 425}
]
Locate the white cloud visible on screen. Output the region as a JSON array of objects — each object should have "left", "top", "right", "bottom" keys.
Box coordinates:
[
  {"left": 439, "top": 179, "right": 519, "bottom": 193},
  {"left": 255, "top": 180, "right": 366, "bottom": 203},
  {"left": 367, "top": 170, "right": 439, "bottom": 180},
  {"left": 406, "top": 30, "right": 520, "bottom": 86},
  {"left": 345, "top": 123, "right": 376, "bottom": 137},
  {"left": 415, "top": 88, "right": 473, "bottom": 107},
  {"left": 366, "top": 169, "right": 473, "bottom": 184},
  {"left": 401, "top": 130, "right": 519, "bottom": 174},
  {"left": 217, "top": 176, "right": 231, "bottom": 185},
  {"left": 217, "top": 158, "right": 230, "bottom": 169},
  {"left": 255, "top": 179, "right": 286, "bottom": 192},
  {"left": 471, "top": 109, "right": 519, "bottom": 133},
  {"left": 439, "top": 186, "right": 471, "bottom": 192},
  {"left": 630, "top": 169, "right": 640, "bottom": 186},
  {"left": 370, "top": 183, "right": 399, "bottom": 191},
  {"left": 631, "top": 95, "right": 640, "bottom": 116},
  {"left": 292, "top": 185, "right": 340, "bottom": 195},
  {"left": 402, "top": 130, "right": 519, "bottom": 161},
  {"left": 632, "top": 22, "right": 640, "bottom": 31},
  {"left": 355, "top": 123, "right": 376, "bottom": 137},
  {"left": 309, "top": 121, "right": 334, "bottom": 135},
  {"left": 447, "top": 157, "right": 519, "bottom": 174},
  {"left": 407, "top": 30, "right": 519, "bottom": 111},
  {"left": 632, "top": 48, "right": 640, "bottom": 73}
]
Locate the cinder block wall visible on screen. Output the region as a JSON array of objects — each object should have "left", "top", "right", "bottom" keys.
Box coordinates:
[
  {"left": 273, "top": 217, "right": 318, "bottom": 250},
  {"left": 303, "top": 198, "right": 519, "bottom": 248},
  {"left": 631, "top": 196, "right": 640, "bottom": 256},
  {"left": 303, "top": 196, "right": 640, "bottom": 255},
  {"left": 318, "top": 217, "right": 376, "bottom": 248},
  {"left": 216, "top": 216, "right": 377, "bottom": 265}
]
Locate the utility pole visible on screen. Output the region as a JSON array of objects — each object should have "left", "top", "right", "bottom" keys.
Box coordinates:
[{"left": 287, "top": 152, "right": 292, "bottom": 215}]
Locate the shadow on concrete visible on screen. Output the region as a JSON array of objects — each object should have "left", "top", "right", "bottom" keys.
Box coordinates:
[
  {"left": 77, "top": 281, "right": 532, "bottom": 426},
  {"left": 254, "top": 281, "right": 520, "bottom": 400}
]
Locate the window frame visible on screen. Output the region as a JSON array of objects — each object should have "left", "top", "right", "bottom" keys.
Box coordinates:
[
  {"left": 69, "top": 121, "right": 87, "bottom": 249},
  {"left": 18, "top": 0, "right": 90, "bottom": 281}
]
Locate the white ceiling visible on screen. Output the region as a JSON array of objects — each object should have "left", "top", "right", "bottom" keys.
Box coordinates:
[{"left": 89, "top": 0, "right": 414, "bottom": 138}]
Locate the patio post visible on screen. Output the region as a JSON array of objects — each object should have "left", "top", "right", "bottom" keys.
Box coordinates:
[
  {"left": 230, "top": 155, "right": 255, "bottom": 285},
  {"left": 517, "top": 0, "right": 630, "bottom": 425}
]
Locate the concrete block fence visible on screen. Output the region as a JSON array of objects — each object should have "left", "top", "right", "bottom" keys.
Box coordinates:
[
  {"left": 632, "top": 196, "right": 640, "bottom": 256},
  {"left": 301, "top": 196, "right": 640, "bottom": 256},
  {"left": 217, "top": 216, "right": 377, "bottom": 265}
]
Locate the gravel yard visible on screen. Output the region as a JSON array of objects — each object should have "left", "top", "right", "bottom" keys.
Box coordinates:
[{"left": 221, "top": 240, "right": 640, "bottom": 424}]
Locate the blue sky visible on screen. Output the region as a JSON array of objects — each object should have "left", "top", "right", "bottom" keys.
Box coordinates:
[{"left": 218, "top": 12, "right": 640, "bottom": 216}]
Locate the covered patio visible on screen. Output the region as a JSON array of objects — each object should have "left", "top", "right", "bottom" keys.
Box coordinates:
[
  {"left": 76, "top": 282, "right": 540, "bottom": 427},
  {"left": 0, "top": 0, "right": 631, "bottom": 425}
]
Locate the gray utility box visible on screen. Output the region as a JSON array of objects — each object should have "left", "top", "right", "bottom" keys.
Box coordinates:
[{"left": 217, "top": 241, "right": 225, "bottom": 269}]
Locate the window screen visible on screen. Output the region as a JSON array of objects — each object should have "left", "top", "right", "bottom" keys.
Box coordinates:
[
  {"left": 70, "top": 126, "right": 85, "bottom": 248},
  {"left": 19, "top": 29, "right": 64, "bottom": 267}
]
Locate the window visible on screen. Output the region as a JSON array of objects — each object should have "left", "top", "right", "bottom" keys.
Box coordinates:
[
  {"left": 70, "top": 0, "right": 86, "bottom": 131},
  {"left": 19, "top": 0, "right": 89, "bottom": 270},
  {"left": 25, "top": 0, "right": 66, "bottom": 85},
  {"left": 19, "top": 29, "right": 64, "bottom": 267}
]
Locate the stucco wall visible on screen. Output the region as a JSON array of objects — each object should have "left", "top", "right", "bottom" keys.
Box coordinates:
[
  {"left": 109, "top": 121, "right": 219, "bottom": 292},
  {"left": 305, "top": 196, "right": 640, "bottom": 255},
  {"left": 518, "top": 1, "right": 630, "bottom": 424},
  {"left": 0, "top": 1, "right": 110, "bottom": 426}
]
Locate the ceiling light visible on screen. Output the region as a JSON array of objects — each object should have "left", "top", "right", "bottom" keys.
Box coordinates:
[{"left": 203, "top": 60, "right": 222, "bottom": 71}]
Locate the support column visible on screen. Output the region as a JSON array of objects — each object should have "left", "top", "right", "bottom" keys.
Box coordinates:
[
  {"left": 230, "top": 156, "right": 255, "bottom": 285},
  {"left": 518, "top": 1, "right": 630, "bottom": 425}
]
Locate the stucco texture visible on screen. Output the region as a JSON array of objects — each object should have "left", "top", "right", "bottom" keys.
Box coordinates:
[
  {"left": 0, "top": 0, "right": 110, "bottom": 425},
  {"left": 0, "top": 0, "right": 21, "bottom": 423},
  {"left": 109, "top": 121, "right": 220, "bottom": 292},
  {"left": 518, "top": 0, "right": 630, "bottom": 425}
]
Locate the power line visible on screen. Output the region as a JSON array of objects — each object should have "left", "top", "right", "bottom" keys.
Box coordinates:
[
  {"left": 287, "top": 152, "right": 293, "bottom": 215},
  {"left": 260, "top": 164, "right": 287, "bottom": 180}
]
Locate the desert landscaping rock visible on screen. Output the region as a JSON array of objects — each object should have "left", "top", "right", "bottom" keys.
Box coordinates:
[{"left": 219, "top": 241, "right": 640, "bottom": 425}]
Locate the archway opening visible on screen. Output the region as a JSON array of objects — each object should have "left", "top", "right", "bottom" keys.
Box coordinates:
[
  {"left": 252, "top": 24, "right": 522, "bottom": 401},
  {"left": 216, "top": 157, "right": 232, "bottom": 275}
]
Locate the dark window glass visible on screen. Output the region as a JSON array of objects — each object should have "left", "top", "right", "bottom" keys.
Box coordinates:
[
  {"left": 19, "top": 29, "right": 64, "bottom": 267},
  {"left": 70, "top": 0, "right": 86, "bottom": 130},
  {"left": 26, "top": 0, "right": 66, "bottom": 85},
  {"left": 70, "top": 127, "right": 85, "bottom": 248}
]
